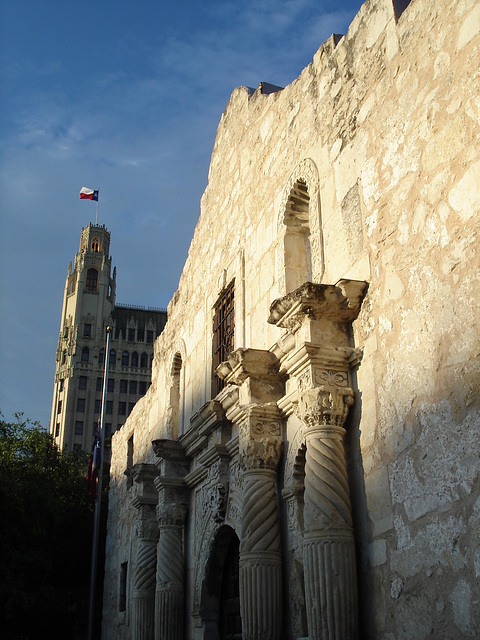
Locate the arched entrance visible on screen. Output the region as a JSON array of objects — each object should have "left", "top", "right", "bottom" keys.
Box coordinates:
[
  {"left": 201, "top": 525, "right": 242, "bottom": 640},
  {"left": 219, "top": 533, "right": 241, "bottom": 639}
]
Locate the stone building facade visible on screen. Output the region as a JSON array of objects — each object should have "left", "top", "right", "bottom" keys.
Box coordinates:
[
  {"left": 103, "top": 0, "right": 480, "bottom": 638},
  {"left": 49, "top": 223, "right": 166, "bottom": 452}
]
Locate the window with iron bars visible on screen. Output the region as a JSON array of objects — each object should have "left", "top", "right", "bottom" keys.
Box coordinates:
[{"left": 212, "top": 279, "right": 235, "bottom": 396}]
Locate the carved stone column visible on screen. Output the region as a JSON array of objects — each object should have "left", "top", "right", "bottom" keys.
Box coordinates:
[
  {"left": 219, "top": 349, "right": 284, "bottom": 640},
  {"left": 152, "top": 440, "right": 189, "bottom": 640},
  {"left": 131, "top": 464, "right": 159, "bottom": 640},
  {"left": 298, "top": 385, "right": 357, "bottom": 640},
  {"left": 269, "top": 280, "right": 368, "bottom": 640},
  {"left": 239, "top": 404, "right": 283, "bottom": 640}
]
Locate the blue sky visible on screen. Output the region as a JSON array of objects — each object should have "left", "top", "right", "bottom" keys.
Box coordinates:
[{"left": 0, "top": 0, "right": 361, "bottom": 429}]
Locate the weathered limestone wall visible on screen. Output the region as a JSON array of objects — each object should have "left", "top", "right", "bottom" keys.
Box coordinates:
[{"left": 103, "top": 0, "right": 480, "bottom": 637}]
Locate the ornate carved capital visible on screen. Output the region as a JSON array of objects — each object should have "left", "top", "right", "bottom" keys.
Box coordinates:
[
  {"left": 154, "top": 473, "right": 189, "bottom": 527},
  {"left": 296, "top": 384, "right": 354, "bottom": 430},
  {"left": 241, "top": 437, "right": 284, "bottom": 471},
  {"left": 156, "top": 500, "right": 189, "bottom": 527},
  {"left": 135, "top": 504, "right": 159, "bottom": 541},
  {"left": 237, "top": 403, "right": 283, "bottom": 470}
]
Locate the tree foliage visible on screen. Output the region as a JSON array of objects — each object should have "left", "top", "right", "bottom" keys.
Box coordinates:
[{"left": 0, "top": 413, "right": 98, "bottom": 639}]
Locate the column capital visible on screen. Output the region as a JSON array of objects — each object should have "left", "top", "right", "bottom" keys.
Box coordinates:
[
  {"left": 156, "top": 500, "right": 189, "bottom": 527},
  {"left": 236, "top": 402, "right": 283, "bottom": 471},
  {"left": 133, "top": 503, "right": 158, "bottom": 541},
  {"left": 296, "top": 384, "right": 354, "bottom": 431}
]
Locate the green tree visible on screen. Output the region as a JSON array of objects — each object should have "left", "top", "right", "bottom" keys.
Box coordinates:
[{"left": 0, "top": 413, "right": 100, "bottom": 639}]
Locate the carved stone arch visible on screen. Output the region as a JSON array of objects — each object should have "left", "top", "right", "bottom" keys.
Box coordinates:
[
  {"left": 166, "top": 340, "right": 187, "bottom": 438},
  {"left": 200, "top": 524, "right": 241, "bottom": 640},
  {"left": 276, "top": 158, "right": 324, "bottom": 295}
]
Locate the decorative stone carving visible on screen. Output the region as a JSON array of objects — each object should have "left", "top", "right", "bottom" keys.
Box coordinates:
[
  {"left": 152, "top": 441, "right": 189, "bottom": 640},
  {"left": 131, "top": 464, "right": 159, "bottom": 640},
  {"left": 268, "top": 280, "right": 367, "bottom": 640},
  {"left": 297, "top": 383, "right": 354, "bottom": 430},
  {"left": 268, "top": 279, "right": 368, "bottom": 333},
  {"left": 219, "top": 349, "right": 286, "bottom": 640},
  {"left": 237, "top": 401, "right": 284, "bottom": 640},
  {"left": 155, "top": 525, "right": 185, "bottom": 640}
]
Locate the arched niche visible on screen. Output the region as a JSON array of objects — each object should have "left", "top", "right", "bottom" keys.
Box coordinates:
[
  {"left": 276, "top": 158, "right": 324, "bottom": 295},
  {"left": 166, "top": 340, "right": 187, "bottom": 438}
]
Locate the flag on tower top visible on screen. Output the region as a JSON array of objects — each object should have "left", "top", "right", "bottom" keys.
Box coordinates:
[{"left": 80, "top": 187, "right": 99, "bottom": 201}]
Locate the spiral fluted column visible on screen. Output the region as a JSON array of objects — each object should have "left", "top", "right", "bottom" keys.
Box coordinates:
[
  {"left": 131, "top": 465, "right": 160, "bottom": 640},
  {"left": 152, "top": 440, "right": 189, "bottom": 640},
  {"left": 298, "top": 385, "right": 358, "bottom": 640},
  {"left": 155, "top": 523, "right": 185, "bottom": 640},
  {"left": 238, "top": 404, "right": 283, "bottom": 640},
  {"left": 132, "top": 515, "right": 158, "bottom": 640}
]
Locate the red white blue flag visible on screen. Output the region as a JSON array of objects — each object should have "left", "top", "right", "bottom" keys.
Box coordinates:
[{"left": 80, "top": 187, "right": 99, "bottom": 201}]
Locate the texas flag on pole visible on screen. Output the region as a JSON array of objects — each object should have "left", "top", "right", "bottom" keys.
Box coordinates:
[{"left": 80, "top": 187, "right": 99, "bottom": 201}]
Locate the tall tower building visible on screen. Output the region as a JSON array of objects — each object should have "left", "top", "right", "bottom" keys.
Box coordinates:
[{"left": 50, "top": 223, "right": 166, "bottom": 452}]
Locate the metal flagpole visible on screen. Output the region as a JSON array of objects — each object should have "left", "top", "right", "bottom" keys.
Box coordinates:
[
  {"left": 87, "top": 325, "right": 112, "bottom": 640},
  {"left": 95, "top": 196, "right": 99, "bottom": 225}
]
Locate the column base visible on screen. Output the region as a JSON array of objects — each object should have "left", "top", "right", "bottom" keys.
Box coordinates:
[
  {"left": 155, "top": 586, "right": 183, "bottom": 640},
  {"left": 239, "top": 551, "right": 282, "bottom": 640},
  {"left": 303, "top": 529, "right": 358, "bottom": 640},
  {"left": 132, "top": 589, "right": 155, "bottom": 640}
]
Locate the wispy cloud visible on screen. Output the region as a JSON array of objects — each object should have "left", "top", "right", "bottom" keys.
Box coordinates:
[{"left": 0, "top": 0, "right": 361, "bottom": 428}]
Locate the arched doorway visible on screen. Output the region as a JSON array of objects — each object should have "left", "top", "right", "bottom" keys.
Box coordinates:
[
  {"left": 219, "top": 534, "right": 241, "bottom": 640},
  {"left": 201, "top": 525, "right": 242, "bottom": 640}
]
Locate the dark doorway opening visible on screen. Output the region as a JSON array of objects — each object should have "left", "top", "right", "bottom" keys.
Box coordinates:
[
  {"left": 219, "top": 534, "right": 241, "bottom": 640},
  {"left": 201, "top": 525, "right": 242, "bottom": 640}
]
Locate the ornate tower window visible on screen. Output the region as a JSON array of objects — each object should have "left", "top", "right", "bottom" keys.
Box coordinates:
[
  {"left": 85, "top": 268, "right": 98, "bottom": 292},
  {"left": 91, "top": 237, "right": 101, "bottom": 252},
  {"left": 212, "top": 279, "right": 235, "bottom": 396}
]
